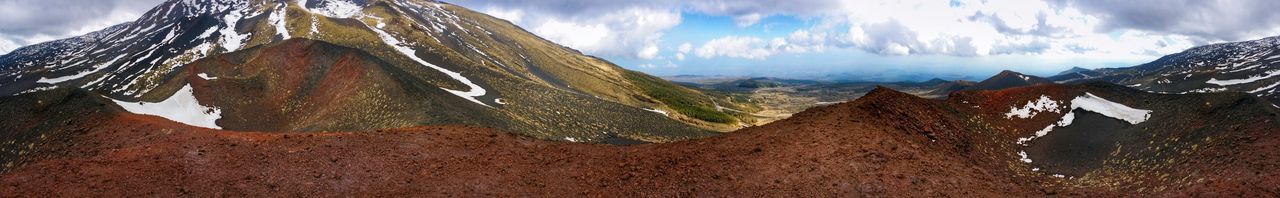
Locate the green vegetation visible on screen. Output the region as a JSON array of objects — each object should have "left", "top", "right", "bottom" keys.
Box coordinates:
[
  {"left": 624, "top": 71, "right": 737, "bottom": 124},
  {"left": 735, "top": 79, "right": 781, "bottom": 88}
]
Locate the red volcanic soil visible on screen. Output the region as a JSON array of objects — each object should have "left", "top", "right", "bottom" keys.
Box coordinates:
[{"left": 2, "top": 85, "right": 1278, "bottom": 196}]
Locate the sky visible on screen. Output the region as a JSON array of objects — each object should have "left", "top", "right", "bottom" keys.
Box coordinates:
[
  {"left": 4, "top": 0, "right": 1280, "bottom": 81},
  {"left": 0, "top": 0, "right": 165, "bottom": 53}
]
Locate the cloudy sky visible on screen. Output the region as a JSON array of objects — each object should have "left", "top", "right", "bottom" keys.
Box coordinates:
[
  {"left": 4, "top": 0, "right": 1280, "bottom": 81},
  {"left": 0, "top": 0, "right": 165, "bottom": 53}
]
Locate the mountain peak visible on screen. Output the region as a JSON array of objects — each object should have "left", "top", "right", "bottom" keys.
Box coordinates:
[
  {"left": 1054, "top": 67, "right": 1092, "bottom": 76},
  {"left": 962, "top": 70, "right": 1052, "bottom": 91}
]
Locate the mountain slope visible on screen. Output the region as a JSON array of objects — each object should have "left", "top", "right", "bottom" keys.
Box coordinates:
[
  {"left": 1050, "top": 36, "right": 1280, "bottom": 106},
  {"left": 963, "top": 70, "right": 1053, "bottom": 91},
  {"left": 0, "top": 0, "right": 746, "bottom": 141},
  {"left": 1, "top": 83, "right": 1275, "bottom": 196}
]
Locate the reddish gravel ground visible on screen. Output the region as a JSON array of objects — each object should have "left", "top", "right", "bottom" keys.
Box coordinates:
[{"left": 1, "top": 85, "right": 1277, "bottom": 196}]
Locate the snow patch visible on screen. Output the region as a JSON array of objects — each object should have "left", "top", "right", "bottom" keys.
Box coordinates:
[
  {"left": 197, "top": 25, "right": 218, "bottom": 39},
  {"left": 367, "top": 22, "right": 492, "bottom": 107},
  {"left": 305, "top": 0, "right": 362, "bottom": 18},
  {"left": 269, "top": 5, "right": 291, "bottom": 39},
  {"left": 1181, "top": 87, "right": 1229, "bottom": 94},
  {"left": 197, "top": 73, "right": 218, "bottom": 80},
  {"left": 494, "top": 98, "right": 506, "bottom": 105},
  {"left": 1016, "top": 92, "right": 1151, "bottom": 145},
  {"left": 16, "top": 86, "right": 58, "bottom": 95},
  {"left": 37, "top": 55, "right": 126, "bottom": 84},
  {"left": 643, "top": 108, "right": 669, "bottom": 116},
  {"left": 1018, "top": 151, "right": 1032, "bottom": 163},
  {"left": 1206, "top": 69, "right": 1280, "bottom": 86},
  {"left": 1004, "top": 95, "right": 1061, "bottom": 119},
  {"left": 1014, "top": 93, "right": 1151, "bottom": 176},
  {"left": 1070, "top": 93, "right": 1152, "bottom": 124},
  {"left": 310, "top": 15, "right": 320, "bottom": 36},
  {"left": 113, "top": 84, "right": 222, "bottom": 129},
  {"left": 38, "top": 70, "right": 97, "bottom": 84},
  {"left": 1251, "top": 81, "right": 1280, "bottom": 93},
  {"left": 563, "top": 137, "right": 578, "bottom": 142},
  {"left": 218, "top": 9, "right": 250, "bottom": 52}
]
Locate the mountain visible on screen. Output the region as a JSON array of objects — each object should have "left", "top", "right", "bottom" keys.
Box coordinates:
[
  {"left": 1050, "top": 36, "right": 1280, "bottom": 106},
  {"left": 1048, "top": 66, "right": 1104, "bottom": 83},
  {"left": 925, "top": 79, "right": 975, "bottom": 96},
  {"left": 962, "top": 70, "right": 1053, "bottom": 91},
  {"left": 2, "top": 82, "right": 1276, "bottom": 196},
  {"left": 1055, "top": 66, "right": 1093, "bottom": 76},
  {"left": 0, "top": 0, "right": 753, "bottom": 142},
  {"left": 669, "top": 76, "right": 974, "bottom": 127}
]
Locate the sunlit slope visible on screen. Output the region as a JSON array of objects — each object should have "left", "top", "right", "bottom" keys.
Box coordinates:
[{"left": 0, "top": 0, "right": 755, "bottom": 141}]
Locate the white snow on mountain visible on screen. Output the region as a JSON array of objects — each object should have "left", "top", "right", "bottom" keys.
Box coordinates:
[
  {"left": 367, "top": 18, "right": 493, "bottom": 107},
  {"left": 304, "top": 0, "right": 363, "bottom": 18},
  {"left": 113, "top": 84, "right": 222, "bottom": 129},
  {"left": 643, "top": 108, "right": 670, "bottom": 116},
  {"left": 1070, "top": 93, "right": 1152, "bottom": 124},
  {"left": 217, "top": 7, "right": 252, "bottom": 52},
  {"left": 1206, "top": 69, "right": 1280, "bottom": 86},
  {"left": 1004, "top": 95, "right": 1061, "bottom": 119},
  {"left": 197, "top": 73, "right": 218, "bottom": 80},
  {"left": 1017, "top": 92, "right": 1151, "bottom": 145},
  {"left": 1251, "top": 81, "right": 1280, "bottom": 93},
  {"left": 269, "top": 4, "right": 291, "bottom": 39},
  {"left": 1014, "top": 92, "right": 1153, "bottom": 174}
]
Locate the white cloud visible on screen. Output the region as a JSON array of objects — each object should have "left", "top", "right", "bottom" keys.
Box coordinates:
[
  {"left": 1053, "top": 0, "right": 1280, "bottom": 41},
  {"left": 469, "top": 3, "right": 680, "bottom": 60},
  {"left": 689, "top": 0, "right": 1219, "bottom": 59},
  {"left": 482, "top": 7, "right": 524, "bottom": 24},
  {"left": 696, "top": 36, "right": 773, "bottom": 59},
  {"left": 532, "top": 19, "right": 611, "bottom": 51},
  {"left": 0, "top": 0, "right": 163, "bottom": 53},
  {"left": 675, "top": 42, "right": 692, "bottom": 61},
  {"left": 638, "top": 44, "right": 660, "bottom": 59},
  {"left": 688, "top": 29, "right": 829, "bottom": 59},
  {"left": 466, "top": 0, "right": 1132, "bottom": 60},
  {"left": 684, "top": 0, "right": 839, "bottom": 26},
  {"left": 0, "top": 39, "right": 19, "bottom": 55},
  {"left": 733, "top": 13, "right": 763, "bottom": 27}
]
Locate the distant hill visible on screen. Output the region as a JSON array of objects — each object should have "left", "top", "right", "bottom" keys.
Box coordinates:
[{"left": 963, "top": 70, "right": 1054, "bottom": 91}]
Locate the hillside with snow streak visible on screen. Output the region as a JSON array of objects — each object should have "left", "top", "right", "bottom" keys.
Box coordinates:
[
  {"left": 1051, "top": 36, "right": 1280, "bottom": 107},
  {"left": 0, "top": 0, "right": 746, "bottom": 143}
]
